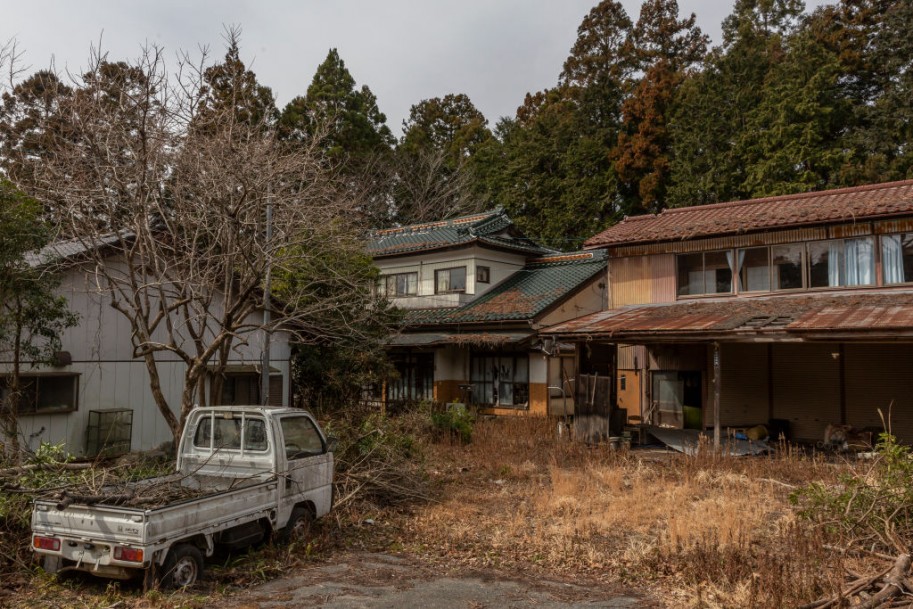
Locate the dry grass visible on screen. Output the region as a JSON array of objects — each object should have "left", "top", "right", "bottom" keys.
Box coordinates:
[{"left": 389, "top": 415, "right": 853, "bottom": 607}]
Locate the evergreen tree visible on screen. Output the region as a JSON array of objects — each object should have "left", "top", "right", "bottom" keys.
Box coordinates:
[
  {"left": 614, "top": 0, "right": 707, "bottom": 214},
  {"left": 667, "top": 0, "right": 803, "bottom": 207},
  {"left": 279, "top": 48, "right": 394, "bottom": 160},
  {"left": 0, "top": 71, "right": 73, "bottom": 188},
  {"left": 194, "top": 29, "right": 277, "bottom": 131},
  {"left": 740, "top": 13, "right": 850, "bottom": 196}
]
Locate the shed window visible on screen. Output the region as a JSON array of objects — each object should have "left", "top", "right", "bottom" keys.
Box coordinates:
[
  {"left": 772, "top": 244, "right": 804, "bottom": 290},
  {"left": 677, "top": 252, "right": 733, "bottom": 296},
  {"left": 1, "top": 375, "right": 79, "bottom": 414},
  {"left": 738, "top": 247, "right": 770, "bottom": 292},
  {"left": 435, "top": 267, "right": 467, "bottom": 293},
  {"left": 882, "top": 234, "right": 913, "bottom": 284},
  {"left": 809, "top": 238, "right": 874, "bottom": 288}
]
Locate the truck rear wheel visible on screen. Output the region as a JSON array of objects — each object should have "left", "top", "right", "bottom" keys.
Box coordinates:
[
  {"left": 160, "top": 543, "right": 203, "bottom": 589},
  {"left": 42, "top": 555, "right": 61, "bottom": 574}
]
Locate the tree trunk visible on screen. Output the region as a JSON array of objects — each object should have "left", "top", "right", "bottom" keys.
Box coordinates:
[{"left": 141, "top": 353, "right": 180, "bottom": 449}]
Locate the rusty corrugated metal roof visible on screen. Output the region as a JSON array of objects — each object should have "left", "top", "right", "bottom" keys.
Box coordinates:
[
  {"left": 544, "top": 291, "right": 913, "bottom": 340},
  {"left": 585, "top": 180, "right": 913, "bottom": 249}
]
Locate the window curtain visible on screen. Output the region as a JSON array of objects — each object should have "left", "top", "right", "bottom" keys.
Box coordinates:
[
  {"left": 845, "top": 238, "right": 874, "bottom": 286},
  {"left": 828, "top": 241, "right": 843, "bottom": 286},
  {"left": 883, "top": 235, "right": 905, "bottom": 284}
]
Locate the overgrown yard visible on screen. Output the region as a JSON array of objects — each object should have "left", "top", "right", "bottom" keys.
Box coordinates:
[{"left": 2, "top": 409, "right": 909, "bottom": 608}]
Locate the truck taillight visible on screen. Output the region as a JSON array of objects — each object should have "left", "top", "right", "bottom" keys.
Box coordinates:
[
  {"left": 113, "top": 546, "right": 143, "bottom": 563},
  {"left": 33, "top": 536, "right": 60, "bottom": 551}
]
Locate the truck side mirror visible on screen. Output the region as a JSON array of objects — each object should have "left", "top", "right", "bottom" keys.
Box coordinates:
[{"left": 326, "top": 436, "right": 339, "bottom": 453}]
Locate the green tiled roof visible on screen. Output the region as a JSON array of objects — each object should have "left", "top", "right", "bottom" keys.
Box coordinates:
[
  {"left": 403, "top": 250, "right": 607, "bottom": 325},
  {"left": 367, "top": 209, "right": 553, "bottom": 258}
]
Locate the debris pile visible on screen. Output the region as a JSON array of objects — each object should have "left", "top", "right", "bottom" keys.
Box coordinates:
[{"left": 800, "top": 554, "right": 913, "bottom": 609}]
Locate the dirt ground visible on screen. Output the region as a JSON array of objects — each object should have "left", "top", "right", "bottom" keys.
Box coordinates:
[{"left": 224, "top": 552, "right": 650, "bottom": 609}]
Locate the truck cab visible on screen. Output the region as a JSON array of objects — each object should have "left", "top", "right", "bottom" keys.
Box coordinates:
[{"left": 32, "top": 406, "right": 334, "bottom": 588}]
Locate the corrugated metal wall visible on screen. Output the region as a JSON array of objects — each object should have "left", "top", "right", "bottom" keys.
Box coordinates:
[
  {"left": 720, "top": 343, "right": 770, "bottom": 426},
  {"left": 845, "top": 344, "right": 913, "bottom": 442},
  {"left": 609, "top": 255, "right": 675, "bottom": 308},
  {"left": 772, "top": 344, "right": 841, "bottom": 441}
]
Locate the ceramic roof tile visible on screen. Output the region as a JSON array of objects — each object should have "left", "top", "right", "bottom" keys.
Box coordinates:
[
  {"left": 585, "top": 180, "right": 913, "bottom": 248},
  {"left": 367, "top": 209, "right": 552, "bottom": 257},
  {"left": 403, "top": 250, "right": 607, "bottom": 325}
]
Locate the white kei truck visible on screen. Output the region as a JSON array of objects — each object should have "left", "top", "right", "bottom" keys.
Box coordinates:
[{"left": 31, "top": 406, "right": 335, "bottom": 588}]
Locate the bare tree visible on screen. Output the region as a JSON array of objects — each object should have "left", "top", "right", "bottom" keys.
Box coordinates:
[
  {"left": 391, "top": 146, "right": 484, "bottom": 225},
  {"left": 25, "top": 38, "right": 390, "bottom": 445}
]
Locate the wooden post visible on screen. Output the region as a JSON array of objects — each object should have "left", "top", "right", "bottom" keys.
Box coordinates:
[{"left": 713, "top": 341, "right": 721, "bottom": 450}]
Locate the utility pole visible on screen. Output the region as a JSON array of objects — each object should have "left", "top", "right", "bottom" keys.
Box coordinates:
[{"left": 261, "top": 195, "right": 273, "bottom": 406}]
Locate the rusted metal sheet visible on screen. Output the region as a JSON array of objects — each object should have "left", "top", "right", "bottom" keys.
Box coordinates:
[
  {"left": 829, "top": 223, "right": 873, "bottom": 238},
  {"left": 544, "top": 291, "right": 913, "bottom": 340},
  {"left": 791, "top": 304, "right": 913, "bottom": 330},
  {"left": 605, "top": 227, "right": 828, "bottom": 258},
  {"left": 875, "top": 218, "right": 913, "bottom": 235}
]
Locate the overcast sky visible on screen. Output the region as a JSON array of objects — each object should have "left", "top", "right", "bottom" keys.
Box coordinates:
[{"left": 4, "top": 0, "right": 830, "bottom": 136}]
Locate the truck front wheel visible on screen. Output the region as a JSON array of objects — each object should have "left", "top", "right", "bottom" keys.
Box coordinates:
[
  {"left": 160, "top": 544, "right": 203, "bottom": 589},
  {"left": 280, "top": 506, "right": 313, "bottom": 544}
]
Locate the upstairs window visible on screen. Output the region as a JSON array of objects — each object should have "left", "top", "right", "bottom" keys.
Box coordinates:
[
  {"left": 771, "top": 244, "right": 804, "bottom": 290},
  {"left": 808, "top": 238, "right": 874, "bottom": 288},
  {"left": 435, "top": 267, "right": 467, "bottom": 293},
  {"left": 882, "top": 233, "right": 913, "bottom": 284},
  {"left": 384, "top": 272, "right": 418, "bottom": 297},
  {"left": 476, "top": 266, "right": 490, "bottom": 284},
  {"left": 738, "top": 247, "right": 771, "bottom": 292},
  {"left": 677, "top": 251, "right": 732, "bottom": 296}
]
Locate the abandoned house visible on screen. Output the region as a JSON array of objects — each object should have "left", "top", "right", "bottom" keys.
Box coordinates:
[
  {"left": 545, "top": 179, "right": 913, "bottom": 444},
  {"left": 2, "top": 237, "right": 289, "bottom": 456},
  {"left": 367, "top": 209, "right": 608, "bottom": 415}
]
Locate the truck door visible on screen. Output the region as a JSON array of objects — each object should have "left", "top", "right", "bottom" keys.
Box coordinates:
[{"left": 277, "top": 415, "right": 333, "bottom": 519}]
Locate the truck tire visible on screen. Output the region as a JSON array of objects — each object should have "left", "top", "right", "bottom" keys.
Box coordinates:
[
  {"left": 42, "top": 555, "right": 61, "bottom": 574},
  {"left": 279, "top": 506, "right": 313, "bottom": 544},
  {"left": 160, "top": 543, "right": 203, "bottom": 589}
]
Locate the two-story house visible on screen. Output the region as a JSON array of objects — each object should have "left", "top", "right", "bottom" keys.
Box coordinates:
[
  {"left": 368, "top": 209, "right": 608, "bottom": 415},
  {"left": 546, "top": 180, "right": 913, "bottom": 444}
]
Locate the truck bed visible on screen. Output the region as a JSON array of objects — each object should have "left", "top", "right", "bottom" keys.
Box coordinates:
[{"left": 33, "top": 473, "right": 279, "bottom": 547}]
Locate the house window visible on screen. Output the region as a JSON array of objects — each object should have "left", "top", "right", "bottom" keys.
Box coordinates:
[
  {"left": 383, "top": 272, "right": 418, "bottom": 297},
  {"left": 435, "top": 267, "right": 467, "bottom": 293},
  {"left": 387, "top": 353, "right": 434, "bottom": 402},
  {"left": 808, "top": 238, "right": 874, "bottom": 288},
  {"left": 676, "top": 252, "right": 732, "bottom": 296},
  {"left": 882, "top": 234, "right": 913, "bottom": 284},
  {"left": 470, "top": 353, "right": 529, "bottom": 408},
  {"left": 221, "top": 373, "right": 260, "bottom": 405},
  {"left": 476, "top": 266, "right": 490, "bottom": 284},
  {"left": 2, "top": 375, "right": 79, "bottom": 414},
  {"left": 738, "top": 247, "right": 770, "bottom": 292},
  {"left": 772, "top": 244, "right": 804, "bottom": 290}
]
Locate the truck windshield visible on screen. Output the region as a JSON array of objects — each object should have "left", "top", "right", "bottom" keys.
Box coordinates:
[{"left": 280, "top": 416, "right": 324, "bottom": 460}]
